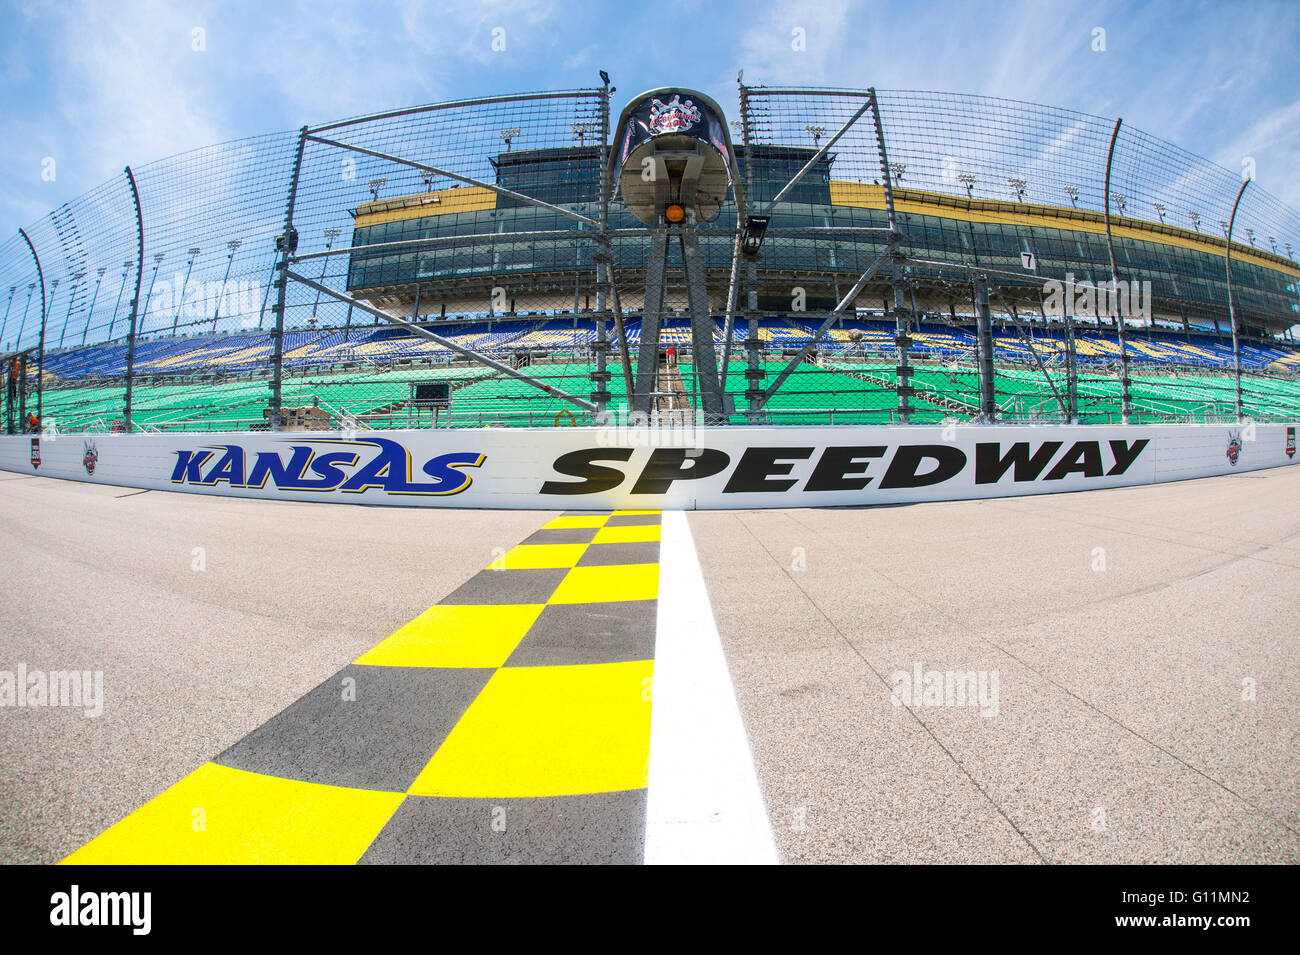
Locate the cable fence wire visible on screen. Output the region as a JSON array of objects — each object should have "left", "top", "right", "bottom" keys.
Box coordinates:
[{"left": 2, "top": 84, "right": 1298, "bottom": 433}]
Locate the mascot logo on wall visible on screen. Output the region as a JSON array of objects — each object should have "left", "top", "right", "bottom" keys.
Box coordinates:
[
  {"left": 1225, "top": 430, "right": 1243, "bottom": 466},
  {"left": 83, "top": 440, "right": 99, "bottom": 476}
]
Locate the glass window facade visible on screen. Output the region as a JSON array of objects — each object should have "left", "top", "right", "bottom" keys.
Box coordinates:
[{"left": 346, "top": 146, "right": 1300, "bottom": 328}]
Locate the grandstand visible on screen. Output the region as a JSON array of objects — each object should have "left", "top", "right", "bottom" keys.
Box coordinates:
[{"left": 2, "top": 81, "right": 1298, "bottom": 433}]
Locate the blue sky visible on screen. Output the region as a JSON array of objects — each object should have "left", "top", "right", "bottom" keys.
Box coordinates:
[{"left": 3, "top": 0, "right": 1299, "bottom": 231}]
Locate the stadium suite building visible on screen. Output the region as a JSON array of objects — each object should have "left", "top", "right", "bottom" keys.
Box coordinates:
[{"left": 344, "top": 143, "right": 1300, "bottom": 337}]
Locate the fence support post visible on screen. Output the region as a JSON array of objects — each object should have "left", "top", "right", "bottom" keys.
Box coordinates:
[
  {"left": 1225, "top": 177, "right": 1250, "bottom": 423},
  {"left": 1102, "top": 118, "right": 1133, "bottom": 424},
  {"left": 590, "top": 75, "right": 612, "bottom": 418},
  {"left": 17, "top": 229, "right": 45, "bottom": 426},
  {"left": 869, "top": 88, "right": 912, "bottom": 423},
  {"left": 737, "top": 79, "right": 765, "bottom": 423},
  {"left": 269, "top": 127, "right": 308, "bottom": 432},
  {"left": 973, "top": 274, "right": 996, "bottom": 420},
  {"left": 122, "top": 166, "right": 145, "bottom": 432}
]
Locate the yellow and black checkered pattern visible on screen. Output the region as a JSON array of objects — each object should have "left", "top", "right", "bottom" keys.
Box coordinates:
[{"left": 64, "top": 510, "right": 662, "bottom": 865}]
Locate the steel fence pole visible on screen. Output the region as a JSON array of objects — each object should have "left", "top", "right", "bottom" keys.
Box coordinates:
[
  {"left": 269, "top": 127, "right": 308, "bottom": 432},
  {"left": 17, "top": 228, "right": 45, "bottom": 427},
  {"left": 1225, "top": 176, "right": 1250, "bottom": 422},
  {"left": 738, "top": 78, "right": 764, "bottom": 422},
  {"left": 1103, "top": 118, "right": 1133, "bottom": 424},
  {"left": 591, "top": 75, "right": 612, "bottom": 418},
  {"left": 122, "top": 166, "right": 145, "bottom": 432},
  {"left": 869, "top": 89, "right": 912, "bottom": 423}
]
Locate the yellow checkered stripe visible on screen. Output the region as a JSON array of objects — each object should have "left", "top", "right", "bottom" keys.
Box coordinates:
[{"left": 64, "top": 510, "right": 663, "bottom": 865}]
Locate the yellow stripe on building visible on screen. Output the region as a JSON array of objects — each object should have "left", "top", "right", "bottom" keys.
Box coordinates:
[
  {"left": 828, "top": 182, "right": 1300, "bottom": 279},
  {"left": 354, "top": 186, "right": 498, "bottom": 227}
]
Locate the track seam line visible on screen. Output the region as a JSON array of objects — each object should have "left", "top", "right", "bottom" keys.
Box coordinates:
[
  {"left": 781, "top": 510, "right": 1300, "bottom": 843},
  {"left": 733, "top": 511, "right": 1050, "bottom": 864}
]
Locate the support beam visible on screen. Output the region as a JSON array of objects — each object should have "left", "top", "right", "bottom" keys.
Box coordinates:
[
  {"left": 285, "top": 269, "right": 596, "bottom": 411},
  {"left": 681, "top": 229, "right": 723, "bottom": 421},
  {"left": 633, "top": 231, "right": 671, "bottom": 415},
  {"left": 305, "top": 135, "right": 598, "bottom": 227},
  {"left": 761, "top": 99, "right": 872, "bottom": 215},
  {"left": 756, "top": 249, "right": 889, "bottom": 408}
]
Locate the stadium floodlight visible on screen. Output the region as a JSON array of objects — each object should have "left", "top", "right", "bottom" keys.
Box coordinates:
[
  {"left": 171, "top": 248, "right": 201, "bottom": 335},
  {"left": 1064, "top": 185, "right": 1080, "bottom": 207},
  {"left": 1219, "top": 220, "right": 1230, "bottom": 237},
  {"left": 309, "top": 229, "right": 344, "bottom": 324},
  {"left": 889, "top": 163, "right": 906, "bottom": 183},
  {"left": 1287, "top": 242, "right": 1294, "bottom": 259},
  {"left": 1007, "top": 178, "right": 1026, "bottom": 201},
  {"left": 1110, "top": 193, "right": 1127, "bottom": 215},
  {"left": 1267, "top": 236, "right": 1277, "bottom": 253},
  {"left": 211, "top": 241, "right": 241, "bottom": 332},
  {"left": 499, "top": 128, "right": 520, "bottom": 152},
  {"left": 1188, "top": 211, "right": 1201, "bottom": 231},
  {"left": 957, "top": 173, "right": 976, "bottom": 198},
  {"left": 805, "top": 124, "right": 825, "bottom": 146},
  {"left": 368, "top": 177, "right": 386, "bottom": 201},
  {"left": 1152, "top": 202, "right": 1166, "bottom": 223},
  {"left": 1245, "top": 228, "right": 1256, "bottom": 246}
]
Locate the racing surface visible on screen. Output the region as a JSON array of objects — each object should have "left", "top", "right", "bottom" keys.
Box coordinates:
[{"left": 1, "top": 467, "right": 1297, "bottom": 864}]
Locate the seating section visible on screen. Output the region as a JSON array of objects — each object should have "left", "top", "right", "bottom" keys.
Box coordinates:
[{"left": 29, "top": 312, "right": 1300, "bottom": 431}]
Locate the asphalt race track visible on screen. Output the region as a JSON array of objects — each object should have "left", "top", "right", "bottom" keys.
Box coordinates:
[{"left": 1, "top": 467, "right": 1297, "bottom": 864}]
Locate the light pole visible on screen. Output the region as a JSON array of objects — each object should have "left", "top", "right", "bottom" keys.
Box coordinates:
[
  {"left": 1188, "top": 211, "right": 1201, "bottom": 232},
  {"left": 211, "top": 240, "right": 241, "bottom": 333},
  {"left": 140, "top": 253, "right": 165, "bottom": 332},
  {"left": 1152, "top": 202, "right": 1166, "bottom": 223},
  {"left": 309, "top": 228, "right": 341, "bottom": 324},
  {"left": 500, "top": 128, "right": 520, "bottom": 152},
  {"left": 106, "top": 262, "right": 133, "bottom": 340},
  {"left": 1008, "top": 178, "right": 1027, "bottom": 201},
  {"left": 0, "top": 285, "right": 16, "bottom": 346},
  {"left": 82, "top": 267, "right": 107, "bottom": 346},
  {"left": 57, "top": 272, "right": 84, "bottom": 348},
  {"left": 16, "top": 283, "right": 35, "bottom": 346},
  {"left": 368, "top": 177, "right": 386, "bottom": 202},
  {"left": 172, "top": 247, "right": 200, "bottom": 334},
  {"left": 957, "top": 173, "right": 976, "bottom": 198},
  {"left": 1064, "top": 185, "right": 1080, "bottom": 207}
]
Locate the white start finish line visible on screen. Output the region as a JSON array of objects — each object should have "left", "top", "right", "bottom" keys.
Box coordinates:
[{"left": 645, "top": 509, "right": 779, "bottom": 864}]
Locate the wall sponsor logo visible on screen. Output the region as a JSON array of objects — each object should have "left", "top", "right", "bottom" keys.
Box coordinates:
[
  {"left": 30, "top": 437, "right": 40, "bottom": 469},
  {"left": 1226, "top": 430, "right": 1243, "bottom": 466},
  {"left": 83, "top": 440, "right": 99, "bottom": 475},
  {"left": 1287, "top": 426, "right": 1295, "bottom": 459},
  {"left": 169, "top": 437, "right": 485, "bottom": 496},
  {"left": 540, "top": 438, "right": 1150, "bottom": 496}
]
